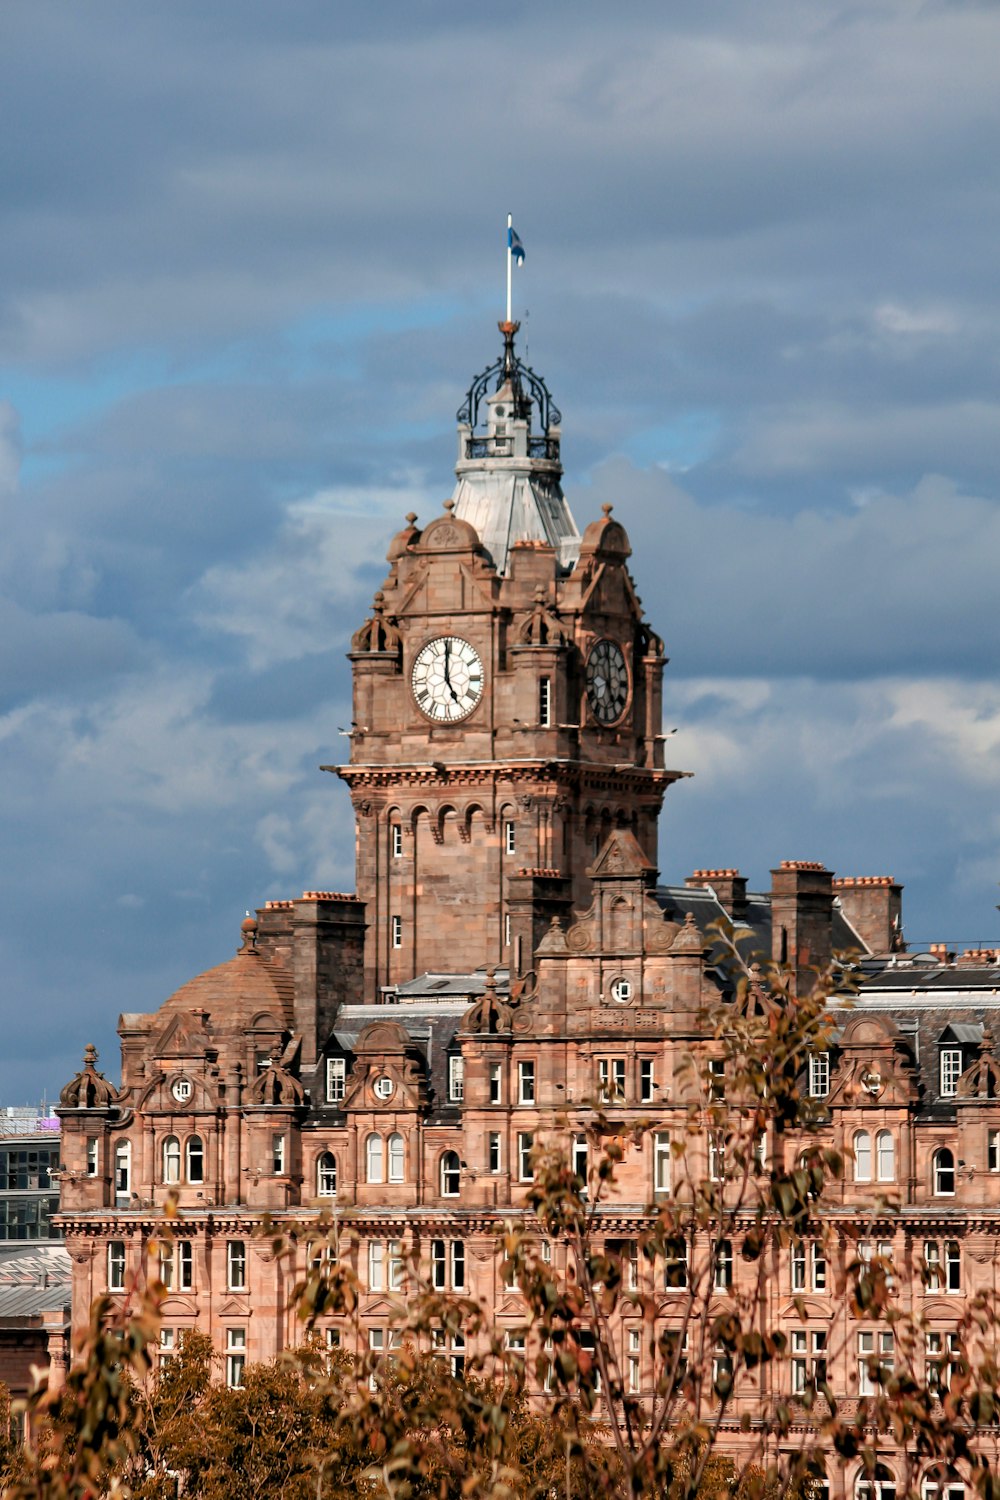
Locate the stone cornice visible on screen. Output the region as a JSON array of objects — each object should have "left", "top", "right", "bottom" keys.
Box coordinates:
[{"left": 327, "top": 761, "right": 680, "bottom": 796}]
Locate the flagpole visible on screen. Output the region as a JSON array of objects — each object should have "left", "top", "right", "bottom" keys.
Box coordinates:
[{"left": 506, "top": 212, "right": 512, "bottom": 324}]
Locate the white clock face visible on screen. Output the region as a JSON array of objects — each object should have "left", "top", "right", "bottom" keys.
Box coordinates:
[
  {"left": 411, "top": 636, "right": 484, "bottom": 721},
  {"left": 586, "top": 638, "right": 629, "bottom": 724}
]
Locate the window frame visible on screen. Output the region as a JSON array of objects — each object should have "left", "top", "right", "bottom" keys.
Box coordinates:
[
  {"left": 440, "top": 1150, "right": 460, "bottom": 1197},
  {"left": 518, "top": 1060, "right": 536, "bottom": 1105},
  {"left": 227, "top": 1239, "right": 247, "bottom": 1292},
  {"left": 317, "top": 1151, "right": 337, "bottom": 1197},
  {"left": 326, "top": 1057, "right": 346, "bottom": 1104}
]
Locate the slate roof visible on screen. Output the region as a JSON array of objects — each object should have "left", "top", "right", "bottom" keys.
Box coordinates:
[{"left": 0, "top": 1246, "right": 70, "bottom": 1324}]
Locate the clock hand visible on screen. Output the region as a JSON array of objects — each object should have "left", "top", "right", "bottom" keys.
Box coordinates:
[{"left": 443, "top": 639, "right": 452, "bottom": 684}]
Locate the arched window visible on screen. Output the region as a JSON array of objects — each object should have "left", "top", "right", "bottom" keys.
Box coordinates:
[
  {"left": 317, "top": 1152, "right": 337, "bottom": 1197},
  {"left": 922, "top": 1468, "right": 964, "bottom": 1500},
  {"left": 388, "top": 1132, "right": 405, "bottom": 1182},
  {"left": 162, "top": 1135, "right": 181, "bottom": 1185},
  {"left": 365, "top": 1133, "right": 383, "bottom": 1184},
  {"left": 114, "top": 1140, "right": 131, "bottom": 1202},
  {"left": 853, "top": 1130, "right": 872, "bottom": 1182},
  {"left": 933, "top": 1148, "right": 955, "bottom": 1196},
  {"left": 440, "top": 1150, "right": 460, "bottom": 1197},
  {"left": 185, "top": 1136, "right": 204, "bottom": 1184},
  {"left": 856, "top": 1466, "right": 896, "bottom": 1500},
  {"left": 876, "top": 1130, "right": 895, "bottom": 1182}
]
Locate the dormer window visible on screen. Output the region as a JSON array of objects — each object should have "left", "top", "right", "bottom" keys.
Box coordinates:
[
  {"left": 938, "top": 1024, "right": 982, "bottom": 1097},
  {"left": 326, "top": 1057, "right": 346, "bottom": 1104},
  {"left": 940, "top": 1048, "right": 963, "bottom": 1097}
]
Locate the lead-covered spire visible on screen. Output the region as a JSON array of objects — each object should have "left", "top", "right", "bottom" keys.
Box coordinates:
[{"left": 451, "top": 321, "right": 580, "bottom": 576}]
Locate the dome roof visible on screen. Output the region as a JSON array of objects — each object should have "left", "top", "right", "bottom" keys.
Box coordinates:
[{"left": 158, "top": 918, "right": 294, "bottom": 1031}]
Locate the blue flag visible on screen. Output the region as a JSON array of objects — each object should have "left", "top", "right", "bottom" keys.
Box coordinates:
[{"left": 508, "top": 226, "right": 525, "bottom": 264}]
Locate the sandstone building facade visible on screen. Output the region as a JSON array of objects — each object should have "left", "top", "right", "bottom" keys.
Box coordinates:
[{"left": 56, "top": 324, "right": 1000, "bottom": 1492}]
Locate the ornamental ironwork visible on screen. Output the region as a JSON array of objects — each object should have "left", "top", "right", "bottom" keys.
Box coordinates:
[{"left": 457, "top": 325, "right": 562, "bottom": 435}]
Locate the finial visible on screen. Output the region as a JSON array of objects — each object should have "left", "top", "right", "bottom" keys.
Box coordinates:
[
  {"left": 83, "top": 1043, "right": 98, "bottom": 1069},
  {"left": 239, "top": 913, "right": 258, "bottom": 954},
  {"left": 602, "top": 503, "right": 614, "bottom": 517},
  {"left": 442, "top": 497, "right": 455, "bottom": 514},
  {"left": 484, "top": 966, "right": 497, "bottom": 993},
  {"left": 373, "top": 590, "right": 385, "bottom": 611},
  {"left": 405, "top": 512, "right": 417, "bottom": 525}
]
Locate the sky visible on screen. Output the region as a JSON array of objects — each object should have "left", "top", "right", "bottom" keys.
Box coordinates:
[{"left": 1, "top": 0, "right": 999, "bottom": 1103}]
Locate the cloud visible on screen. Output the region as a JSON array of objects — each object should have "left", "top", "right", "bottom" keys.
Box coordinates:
[{"left": 0, "top": 0, "right": 999, "bottom": 1103}]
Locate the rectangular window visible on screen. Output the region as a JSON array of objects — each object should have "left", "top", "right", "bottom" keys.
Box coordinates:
[
  {"left": 990, "top": 1129, "right": 1000, "bottom": 1172},
  {"left": 504, "top": 912, "right": 511, "bottom": 947},
  {"left": 488, "top": 1132, "right": 501, "bottom": 1173},
  {"left": 178, "top": 1241, "right": 193, "bottom": 1291},
  {"left": 517, "top": 1132, "right": 534, "bottom": 1182},
  {"left": 272, "top": 1133, "right": 286, "bottom": 1175},
  {"left": 946, "top": 1240, "right": 961, "bottom": 1292},
  {"left": 368, "top": 1328, "right": 384, "bottom": 1390},
  {"left": 227, "top": 1240, "right": 247, "bottom": 1291},
  {"left": 708, "top": 1058, "right": 726, "bottom": 1102},
  {"left": 489, "top": 1063, "right": 502, "bottom": 1104},
  {"left": 432, "top": 1239, "right": 446, "bottom": 1290},
  {"left": 160, "top": 1328, "right": 175, "bottom": 1361},
  {"left": 808, "top": 1052, "right": 830, "bottom": 1098},
  {"left": 108, "top": 1240, "right": 126, "bottom": 1292},
  {"left": 791, "top": 1329, "right": 808, "bottom": 1394},
  {"left": 709, "top": 1132, "right": 725, "bottom": 1182},
  {"left": 326, "top": 1057, "right": 346, "bottom": 1104},
  {"left": 811, "top": 1241, "right": 827, "bottom": 1292},
  {"left": 539, "top": 676, "right": 552, "bottom": 727},
  {"left": 597, "top": 1057, "right": 626, "bottom": 1102},
  {"left": 714, "top": 1240, "right": 733, "bottom": 1291},
  {"left": 159, "top": 1242, "right": 175, "bottom": 1290},
  {"left": 924, "top": 1240, "right": 941, "bottom": 1292},
  {"left": 368, "top": 1241, "right": 385, "bottom": 1291},
  {"left": 388, "top": 1240, "right": 404, "bottom": 1292},
  {"left": 86, "top": 1139, "right": 99, "bottom": 1177},
  {"left": 225, "top": 1328, "right": 246, "bottom": 1389},
  {"left": 664, "top": 1236, "right": 688, "bottom": 1290},
  {"left": 504, "top": 821, "right": 516, "bottom": 856},
  {"left": 391, "top": 824, "right": 403, "bottom": 858},
  {"left": 940, "top": 1047, "right": 963, "bottom": 1096},
  {"left": 625, "top": 1240, "right": 639, "bottom": 1292},
  {"left": 654, "top": 1131, "right": 671, "bottom": 1195},
  {"left": 448, "top": 1055, "right": 464, "bottom": 1103},
  {"left": 791, "top": 1243, "right": 806, "bottom": 1293},
  {"left": 391, "top": 915, "right": 403, "bottom": 949},
  {"left": 451, "top": 1240, "right": 465, "bottom": 1290},
  {"left": 572, "top": 1135, "right": 588, "bottom": 1193},
  {"left": 639, "top": 1059, "right": 655, "bottom": 1102},
  {"left": 628, "top": 1327, "right": 641, "bottom": 1393},
  {"left": 518, "top": 1061, "right": 535, "bottom": 1105},
  {"left": 858, "top": 1330, "right": 893, "bottom": 1396}
]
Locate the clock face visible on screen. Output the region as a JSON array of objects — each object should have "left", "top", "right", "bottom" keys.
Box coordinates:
[
  {"left": 411, "top": 636, "right": 484, "bottom": 722},
  {"left": 586, "top": 638, "right": 629, "bottom": 724}
]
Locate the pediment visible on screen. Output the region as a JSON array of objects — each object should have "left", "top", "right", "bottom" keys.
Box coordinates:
[
  {"left": 779, "top": 1297, "right": 830, "bottom": 1321},
  {"left": 160, "top": 1295, "right": 200, "bottom": 1317},
  {"left": 588, "top": 830, "right": 656, "bottom": 880},
  {"left": 495, "top": 1296, "right": 528, "bottom": 1319},
  {"left": 360, "top": 1296, "right": 400, "bottom": 1318},
  {"left": 153, "top": 1011, "right": 213, "bottom": 1061},
  {"left": 217, "top": 1297, "right": 252, "bottom": 1318}
]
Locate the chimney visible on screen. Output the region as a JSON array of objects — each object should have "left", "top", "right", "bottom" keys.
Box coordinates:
[
  {"left": 770, "top": 861, "right": 834, "bottom": 992},
  {"left": 685, "top": 868, "right": 748, "bottom": 921},
  {"left": 928, "top": 942, "right": 955, "bottom": 966},
  {"left": 832, "top": 876, "right": 903, "bottom": 956}
]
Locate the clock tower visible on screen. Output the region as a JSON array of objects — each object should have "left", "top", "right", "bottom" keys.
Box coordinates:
[{"left": 327, "top": 323, "right": 686, "bottom": 998}]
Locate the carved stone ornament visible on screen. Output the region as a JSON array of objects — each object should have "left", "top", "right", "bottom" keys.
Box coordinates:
[
  {"left": 565, "top": 922, "right": 594, "bottom": 952},
  {"left": 860, "top": 1066, "right": 884, "bottom": 1099}
]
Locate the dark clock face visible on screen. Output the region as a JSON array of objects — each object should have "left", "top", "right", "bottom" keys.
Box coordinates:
[
  {"left": 411, "top": 636, "right": 484, "bottom": 721},
  {"left": 586, "top": 638, "right": 629, "bottom": 724}
]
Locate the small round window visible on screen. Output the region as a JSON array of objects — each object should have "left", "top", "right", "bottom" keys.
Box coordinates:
[
  {"left": 171, "top": 1077, "right": 192, "bottom": 1102},
  {"left": 373, "top": 1075, "right": 394, "bottom": 1100},
  {"left": 610, "top": 977, "right": 633, "bottom": 1004}
]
